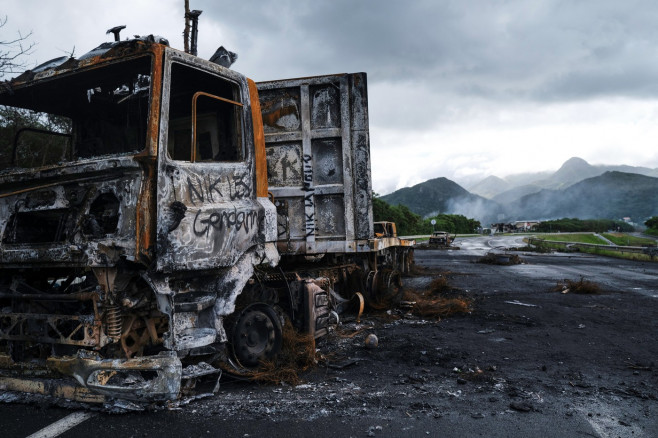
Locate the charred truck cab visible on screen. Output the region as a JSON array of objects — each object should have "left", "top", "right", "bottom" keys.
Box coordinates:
[{"left": 0, "top": 34, "right": 413, "bottom": 404}]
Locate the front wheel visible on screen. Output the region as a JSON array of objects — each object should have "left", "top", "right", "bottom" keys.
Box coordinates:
[{"left": 230, "top": 303, "right": 283, "bottom": 368}]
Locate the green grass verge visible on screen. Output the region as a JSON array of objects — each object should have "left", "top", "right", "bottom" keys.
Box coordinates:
[
  {"left": 530, "top": 237, "right": 658, "bottom": 262},
  {"left": 533, "top": 233, "right": 608, "bottom": 244},
  {"left": 585, "top": 247, "right": 656, "bottom": 262},
  {"left": 601, "top": 233, "right": 657, "bottom": 246}
]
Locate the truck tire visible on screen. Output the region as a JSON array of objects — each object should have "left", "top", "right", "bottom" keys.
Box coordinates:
[{"left": 230, "top": 303, "right": 283, "bottom": 368}]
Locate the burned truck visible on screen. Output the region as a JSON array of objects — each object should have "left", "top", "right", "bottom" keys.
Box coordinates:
[{"left": 0, "top": 33, "right": 413, "bottom": 404}]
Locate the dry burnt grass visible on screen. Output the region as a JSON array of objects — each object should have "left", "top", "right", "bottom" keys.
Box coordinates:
[
  {"left": 401, "top": 277, "right": 472, "bottom": 319},
  {"left": 477, "top": 252, "right": 524, "bottom": 265},
  {"left": 240, "top": 269, "right": 600, "bottom": 387},
  {"left": 365, "top": 270, "right": 472, "bottom": 320},
  {"left": 246, "top": 320, "right": 317, "bottom": 386},
  {"left": 246, "top": 272, "right": 471, "bottom": 385},
  {"left": 552, "top": 277, "right": 601, "bottom": 294},
  {"left": 509, "top": 244, "right": 552, "bottom": 254}
]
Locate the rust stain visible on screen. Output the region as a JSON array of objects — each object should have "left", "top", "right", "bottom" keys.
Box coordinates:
[
  {"left": 260, "top": 103, "right": 299, "bottom": 130},
  {"left": 135, "top": 43, "right": 165, "bottom": 264},
  {"left": 146, "top": 44, "right": 164, "bottom": 157},
  {"left": 0, "top": 376, "right": 106, "bottom": 403},
  {"left": 249, "top": 78, "right": 268, "bottom": 198},
  {"left": 134, "top": 159, "right": 157, "bottom": 264}
]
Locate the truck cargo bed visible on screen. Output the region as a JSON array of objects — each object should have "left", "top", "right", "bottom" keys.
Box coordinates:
[{"left": 257, "top": 73, "right": 372, "bottom": 255}]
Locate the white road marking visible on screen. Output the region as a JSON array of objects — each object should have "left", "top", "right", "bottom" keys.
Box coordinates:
[
  {"left": 504, "top": 300, "right": 538, "bottom": 307},
  {"left": 26, "top": 412, "right": 96, "bottom": 438}
]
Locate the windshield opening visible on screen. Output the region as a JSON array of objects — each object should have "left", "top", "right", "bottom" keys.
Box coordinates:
[{"left": 0, "top": 55, "right": 152, "bottom": 169}]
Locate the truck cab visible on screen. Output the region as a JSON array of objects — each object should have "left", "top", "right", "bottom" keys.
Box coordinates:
[{"left": 0, "top": 36, "right": 279, "bottom": 402}]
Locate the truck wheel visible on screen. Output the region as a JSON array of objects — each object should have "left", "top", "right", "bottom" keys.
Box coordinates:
[
  {"left": 404, "top": 249, "right": 414, "bottom": 274},
  {"left": 230, "top": 303, "right": 283, "bottom": 368},
  {"left": 365, "top": 269, "right": 402, "bottom": 307},
  {"left": 383, "top": 270, "right": 402, "bottom": 298}
]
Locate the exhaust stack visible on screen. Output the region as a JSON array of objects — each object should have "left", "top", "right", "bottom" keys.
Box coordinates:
[
  {"left": 106, "top": 25, "right": 126, "bottom": 42},
  {"left": 186, "top": 10, "right": 202, "bottom": 56}
]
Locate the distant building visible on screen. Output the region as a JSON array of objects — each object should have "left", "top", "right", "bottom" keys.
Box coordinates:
[
  {"left": 513, "top": 221, "right": 540, "bottom": 232},
  {"left": 490, "top": 221, "right": 541, "bottom": 233}
]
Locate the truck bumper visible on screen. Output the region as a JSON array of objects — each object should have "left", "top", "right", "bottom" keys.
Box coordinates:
[{"left": 0, "top": 350, "right": 182, "bottom": 403}]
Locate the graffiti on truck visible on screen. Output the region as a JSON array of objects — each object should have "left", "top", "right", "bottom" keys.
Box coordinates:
[
  {"left": 186, "top": 171, "right": 253, "bottom": 205},
  {"left": 302, "top": 153, "right": 315, "bottom": 237},
  {"left": 193, "top": 208, "right": 259, "bottom": 238}
]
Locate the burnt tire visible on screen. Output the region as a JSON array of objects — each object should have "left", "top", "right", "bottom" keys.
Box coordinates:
[
  {"left": 230, "top": 303, "right": 283, "bottom": 368},
  {"left": 365, "top": 269, "right": 403, "bottom": 307}
]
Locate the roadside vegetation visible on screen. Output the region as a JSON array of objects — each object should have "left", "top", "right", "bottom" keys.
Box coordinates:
[
  {"left": 536, "top": 218, "right": 634, "bottom": 233},
  {"left": 601, "top": 233, "right": 656, "bottom": 246},
  {"left": 533, "top": 233, "right": 608, "bottom": 244},
  {"left": 645, "top": 216, "right": 658, "bottom": 237},
  {"left": 529, "top": 234, "right": 658, "bottom": 262},
  {"left": 372, "top": 194, "right": 480, "bottom": 235},
  {"left": 587, "top": 247, "right": 656, "bottom": 262}
]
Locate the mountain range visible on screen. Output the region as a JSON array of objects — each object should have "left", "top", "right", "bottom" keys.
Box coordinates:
[{"left": 381, "top": 157, "right": 658, "bottom": 225}]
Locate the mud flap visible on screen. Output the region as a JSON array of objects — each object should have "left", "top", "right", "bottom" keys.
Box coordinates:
[{"left": 303, "top": 280, "right": 330, "bottom": 338}]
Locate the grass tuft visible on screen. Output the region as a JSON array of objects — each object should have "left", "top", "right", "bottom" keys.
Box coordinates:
[
  {"left": 478, "top": 253, "right": 523, "bottom": 265},
  {"left": 553, "top": 277, "right": 601, "bottom": 294},
  {"left": 248, "top": 320, "right": 317, "bottom": 386},
  {"left": 402, "top": 277, "right": 472, "bottom": 318}
]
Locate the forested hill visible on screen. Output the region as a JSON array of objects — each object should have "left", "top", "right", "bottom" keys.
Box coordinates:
[
  {"left": 381, "top": 177, "right": 502, "bottom": 222},
  {"left": 506, "top": 171, "right": 658, "bottom": 220}
]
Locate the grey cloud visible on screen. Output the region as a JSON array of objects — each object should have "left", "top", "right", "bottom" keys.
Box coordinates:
[{"left": 198, "top": 0, "right": 658, "bottom": 103}]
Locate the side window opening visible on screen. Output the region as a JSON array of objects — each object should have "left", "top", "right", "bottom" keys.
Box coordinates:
[{"left": 167, "top": 63, "right": 244, "bottom": 162}]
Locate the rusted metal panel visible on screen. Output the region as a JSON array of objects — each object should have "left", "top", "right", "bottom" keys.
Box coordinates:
[
  {"left": 350, "top": 73, "right": 373, "bottom": 241},
  {"left": 257, "top": 73, "right": 372, "bottom": 255},
  {"left": 0, "top": 376, "right": 106, "bottom": 404},
  {"left": 154, "top": 49, "right": 274, "bottom": 273},
  {"left": 47, "top": 351, "right": 182, "bottom": 401},
  {"left": 0, "top": 161, "right": 143, "bottom": 267},
  {"left": 248, "top": 79, "right": 269, "bottom": 199},
  {"left": 0, "top": 312, "right": 106, "bottom": 348},
  {"left": 135, "top": 43, "right": 166, "bottom": 264}
]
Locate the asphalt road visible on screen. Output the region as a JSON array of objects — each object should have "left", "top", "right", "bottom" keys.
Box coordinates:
[{"left": 1, "top": 236, "right": 657, "bottom": 438}]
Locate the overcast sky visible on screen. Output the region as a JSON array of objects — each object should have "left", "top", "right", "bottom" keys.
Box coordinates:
[{"left": 3, "top": 0, "right": 658, "bottom": 194}]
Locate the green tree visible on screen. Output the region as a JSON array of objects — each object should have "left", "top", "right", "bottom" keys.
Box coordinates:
[
  {"left": 645, "top": 216, "right": 658, "bottom": 230},
  {"left": 0, "top": 106, "right": 72, "bottom": 168},
  {"left": 0, "top": 17, "right": 72, "bottom": 169},
  {"left": 373, "top": 194, "right": 480, "bottom": 236},
  {"left": 373, "top": 195, "right": 425, "bottom": 236},
  {"left": 424, "top": 214, "right": 480, "bottom": 234},
  {"left": 537, "top": 218, "right": 634, "bottom": 233}
]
